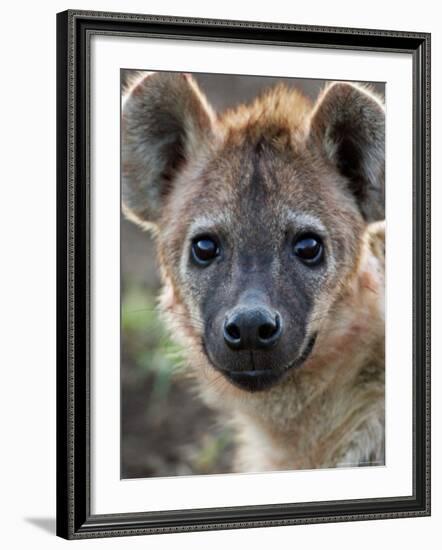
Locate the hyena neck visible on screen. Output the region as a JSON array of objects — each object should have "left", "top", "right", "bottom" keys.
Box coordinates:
[
  {"left": 194, "top": 224, "right": 385, "bottom": 471},
  {"left": 228, "top": 330, "right": 385, "bottom": 471}
]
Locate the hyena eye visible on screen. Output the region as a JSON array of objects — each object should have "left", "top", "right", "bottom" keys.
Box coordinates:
[
  {"left": 191, "top": 236, "right": 220, "bottom": 266},
  {"left": 293, "top": 234, "right": 324, "bottom": 265}
]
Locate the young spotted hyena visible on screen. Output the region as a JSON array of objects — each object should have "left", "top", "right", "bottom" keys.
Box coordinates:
[{"left": 122, "top": 72, "right": 385, "bottom": 472}]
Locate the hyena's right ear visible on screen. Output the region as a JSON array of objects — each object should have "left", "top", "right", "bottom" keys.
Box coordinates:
[{"left": 122, "top": 72, "right": 215, "bottom": 227}]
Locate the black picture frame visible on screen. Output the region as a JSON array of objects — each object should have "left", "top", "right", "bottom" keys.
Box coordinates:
[{"left": 56, "top": 9, "right": 431, "bottom": 540}]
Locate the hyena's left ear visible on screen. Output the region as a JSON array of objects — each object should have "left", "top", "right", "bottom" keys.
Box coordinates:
[
  {"left": 309, "top": 82, "right": 385, "bottom": 222},
  {"left": 122, "top": 72, "right": 215, "bottom": 227}
]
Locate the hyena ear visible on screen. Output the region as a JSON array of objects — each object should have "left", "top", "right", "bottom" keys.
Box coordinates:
[
  {"left": 309, "top": 82, "right": 385, "bottom": 222},
  {"left": 122, "top": 72, "right": 215, "bottom": 227},
  {"left": 366, "top": 220, "right": 385, "bottom": 266}
]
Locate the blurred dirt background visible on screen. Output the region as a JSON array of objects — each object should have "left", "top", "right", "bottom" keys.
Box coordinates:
[{"left": 121, "top": 69, "right": 385, "bottom": 479}]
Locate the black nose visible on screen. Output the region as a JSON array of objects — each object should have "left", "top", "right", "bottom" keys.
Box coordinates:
[{"left": 223, "top": 308, "right": 283, "bottom": 351}]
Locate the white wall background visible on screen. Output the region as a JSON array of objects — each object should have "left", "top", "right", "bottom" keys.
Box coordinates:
[{"left": 0, "top": 0, "right": 439, "bottom": 548}]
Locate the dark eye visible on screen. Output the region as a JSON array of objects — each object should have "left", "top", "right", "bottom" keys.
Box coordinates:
[
  {"left": 191, "top": 236, "right": 220, "bottom": 266},
  {"left": 293, "top": 234, "right": 324, "bottom": 265}
]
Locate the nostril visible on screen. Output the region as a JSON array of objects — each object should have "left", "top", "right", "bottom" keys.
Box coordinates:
[
  {"left": 258, "top": 322, "right": 277, "bottom": 341},
  {"left": 224, "top": 315, "right": 244, "bottom": 350},
  {"left": 258, "top": 315, "right": 281, "bottom": 342},
  {"left": 225, "top": 321, "right": 241, "bottom": 341}
]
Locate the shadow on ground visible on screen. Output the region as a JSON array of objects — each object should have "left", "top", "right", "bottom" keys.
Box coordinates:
[{"left": 25, "top": 517, "right": 56, "bottom": 535}]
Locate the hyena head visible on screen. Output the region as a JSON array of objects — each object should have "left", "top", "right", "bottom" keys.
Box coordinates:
[{"left": 122, "top": 72, "right": 385, "bottom": 393}]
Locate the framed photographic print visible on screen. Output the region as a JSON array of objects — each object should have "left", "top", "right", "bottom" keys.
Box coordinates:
[{"left": 56, "top": 10, "right": 431, "bottom": 539}]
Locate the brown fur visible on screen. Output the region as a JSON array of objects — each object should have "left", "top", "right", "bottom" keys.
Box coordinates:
[{"left": 122, "top": 72, "right": 385, "bottom": 472}]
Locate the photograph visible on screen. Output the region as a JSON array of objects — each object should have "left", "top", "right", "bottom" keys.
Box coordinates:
[
  {"left": 55, "top": 10, "right": 430, "bottom": 539},
  {"left": 121, "top": 70, "right": 386, "bottom": 479}
]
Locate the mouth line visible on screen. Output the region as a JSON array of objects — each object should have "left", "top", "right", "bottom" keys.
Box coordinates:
[
  {"left": 290, "top": 332, "right": 318, "bottom": 369},
  {"left": 211, "top": 333, "right": 318, "bottom": 392}
]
